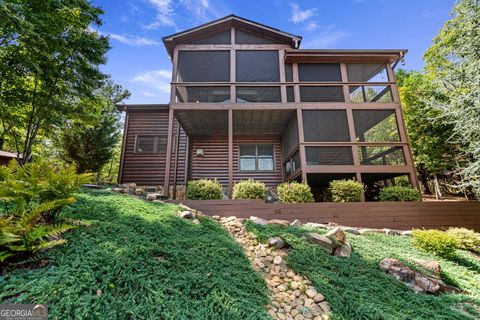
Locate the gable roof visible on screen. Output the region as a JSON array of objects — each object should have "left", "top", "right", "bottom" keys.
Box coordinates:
[{"left": 162, "top": 15, "right": 302, "bottom": 57}]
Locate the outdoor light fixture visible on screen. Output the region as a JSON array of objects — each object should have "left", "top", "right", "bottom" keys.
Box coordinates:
[{"left": 196, "top": 149, "right": 204, "bottom": 156}]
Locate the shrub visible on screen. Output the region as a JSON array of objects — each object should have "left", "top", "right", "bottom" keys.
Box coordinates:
[
  {"left": 232, "top": 179, "right": 267, "bottom": 200},
  {"left": 446, "top": 227, "right": 480, "bottom": 253},
  {"left": 0, "top": 198, "right": 76, "bottom": 263},
  {"left": 329, "top": 179, "right": 363, "bottom": 202},
  {"left": 187, "top": 179, "right": 223, "bottom": 200},
  {"left": 412, "top": 229, "right": 459, "bottom": 258},
  {"left": 378, "top": 186, "right": 422, "bottom": 202},
  {"left": 277, "top": 182, "right": 314, "bottom": 203}
]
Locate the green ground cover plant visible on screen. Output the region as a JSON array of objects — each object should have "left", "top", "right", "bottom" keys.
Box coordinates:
[
  {"left": 0, "top": 191, "right": 269, "bottom": 319},
  {"left": 245, "top": 222, "right": 480, "bottom": 320}
]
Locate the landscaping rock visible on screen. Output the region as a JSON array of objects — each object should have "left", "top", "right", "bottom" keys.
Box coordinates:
[
  {"left": 383, "top": 228, "right": 402, "bottom": 236},
  {"left": 269, "top": 219, "right": 291, "bottom": 227},
  {"left": 134, "top": 189, "right": 145, "bottom": 196},
  {"left": 334, "top": 243, "right": 352, "bottom": 257},
  {"left": 305, "top": 223, "right": 329, "bottom": 229},
  {"left": 325, "top": 227, "right": 346, "bottom": 243},
  {"left": 273, "top": 256, "right": 283, "bottom": 265},
  {"left": 112, "top": 188, "right": 125, "bottom": 193},
  {"left": 401, "top": 230, "right": 413, "bottom": 236},
  {"left": 412, "top": 258, "right": 441, "bottom": 279},
  {"left": 146, "top": 194, "right": 157, "bottom": 201},
  {"left": 342, "top": 227, "right": 361, "bottom": 235},
  {"left": 121, "top": 183, "right": 137, "bottom": 189},
  {"left": 268, "top": 237, "right": 286, "bottom": 249},
  {"left": 249, "top": 216, "right": 269, "bottom": 226},
  {"left": 379, "top": 258, "right": 457, "bottom": 294},
  {"left": 290, "top": 219, "right": 303, "bottom": 226},
  {"left": 359, "top": 228, "right": 384, "bottom": 235},
  {"left": 179, "top": 210, "right": 194, "bottom": 219},
  {"left": 306, "top": 233, "right": 334, "bottom": 252}
]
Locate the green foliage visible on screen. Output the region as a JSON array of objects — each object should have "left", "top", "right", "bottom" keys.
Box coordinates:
[
  {"left": 277, "top": 181, "right": 314, "bottom": 203},
  {"left": 329, "top": 179, "right": 363, "bottom": 202},
  {"left": 447, "top": 227, "right": 480, "bottom": 253},
  {"left": 186, "top": 179, "right": 223, "bottom": 200},
  {"left": 0, "top": 199, "right": 76, "bottom": 262},
  {"left": 423, "top": 0, "right": 480, "bottom": 197},
  {"left": 378, "top": 186, "right": 422, "bottom": 202},
  {"left": 412, "top": 229, "right": 459, "bottom": 258},
  {"left": 232, "top": 179, "right": 267, "bottom": 200},
  {"left": 58, "top": 81, "right": 130, "bottom": 176},
  {"left": 0, "top": 191, "right": 270, "bottom": 319},
  {"left": 247, "top": 222, "right": 480, "bottom": 319}
]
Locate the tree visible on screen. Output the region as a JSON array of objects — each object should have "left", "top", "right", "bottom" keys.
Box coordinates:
[
  {"left": 58, "top": 82, "right": 129, "bottom": 177},
  {"left": 396, "top": 70, "right": 459, "bottom": 195},
  {"left": 424, "top": 0, "right": 480, "bottom": 197},
  {"left": 0, "top": 0, "right": 111, "bottom": 163}
]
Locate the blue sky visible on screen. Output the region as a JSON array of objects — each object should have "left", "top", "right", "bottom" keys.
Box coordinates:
[{"left": 91, "top": 0, "right": 455, "bottom": 104}]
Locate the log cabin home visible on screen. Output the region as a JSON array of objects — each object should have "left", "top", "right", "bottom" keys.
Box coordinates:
[{"left": 117, "top": 15, "right": 418, "bottom": 201}]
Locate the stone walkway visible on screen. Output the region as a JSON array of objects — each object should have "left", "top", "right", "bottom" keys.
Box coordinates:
[{"left": 216, "top": 216, "right": 331, "bottom": 320}]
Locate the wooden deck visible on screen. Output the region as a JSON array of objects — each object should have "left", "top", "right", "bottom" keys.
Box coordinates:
[{"left": 168, "top": 200, "right": 480, "bottom": 231}]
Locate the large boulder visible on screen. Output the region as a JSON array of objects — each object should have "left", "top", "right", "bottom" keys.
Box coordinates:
[
  {"left": 268, "top": 219, "right": 290, "bottom": 227},
  {"left": 379, "top": 258, "right": 457, "bottom": 294},
  {"left": 306, "top": 233, "right": 335, "bottom": 253},
  {"left": 249, "top": 216, "right": 269, "bottom": 226},
  {"left": 325, "top": 227, "right": 346, "bottom": 243},
  {"left": 334, "top": 243, "right": 352, "bottom": 257},
  {"left": 268, "top": 237, "right": 286, "bottom": 249}
]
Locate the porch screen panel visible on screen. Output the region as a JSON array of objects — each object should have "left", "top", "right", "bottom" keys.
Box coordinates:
[
  {"left": 300, "top": 86, "right": 344, "bottom": 102},
  {"left": 176, "top": 86, "right": 230, "bottom": 103},
  {"left": 235, "top": 29, "right": 279, "bottom": 44},
  {"left": 298, "top": 63, "right": 342, "bottom": 82},
  {"left": 359, "top": 146, "right": 406, "bottom": 165},
  {"left": 177, "top": 51, "right": 230, "bottom": 82},
  {"left": 189, "top": 29, "right": 231, "bottom": 44},
  {"left": 305, "top": 147, "right": 354, "bottom": 165},
  {"left": 347, "top": 63, "right": 389, "bottom": 82},
  {"left": 353, "top": 110, "right": 400, "bottom": 142},
  {"left": 282, "top": 114, "right": 298, "bottom": 159},
  {"left": 236, "top": 51, "right": 280, "bottom": 82},
  {"left": 285, "top": 63, "right": 293, "bottom": 82},
  {"left": 236, "top": 87, "right": 281, "bottom": 102},
  {"left": 302, "top": 110, "right": 350, "bottom": 142}
]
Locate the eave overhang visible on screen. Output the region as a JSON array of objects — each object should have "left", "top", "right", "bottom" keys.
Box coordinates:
[{"left": 284, "top": 49, "right": 408, "bottom": 64}]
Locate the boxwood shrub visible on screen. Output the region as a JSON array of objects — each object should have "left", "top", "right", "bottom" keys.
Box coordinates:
[
  {"left": 186, "top": 179, "right": 223, "bottom": 200},
  {"left": 446, "top": 227, "right": 480, "bottom": 253},
  {"left": 232, "top": 179, "right": 267, "bottom": 200},
  {"left": 412, "top": 229, "right": 459, "bottom": 258},
  {"left": 277, "top": 181, "right": 314, "bottom": 203},
  {"left": 329, "top": 179, "right": 363, "bottom": 202},
  {"left": 379, "top": 186, "right": 422, "bottom": 202}
]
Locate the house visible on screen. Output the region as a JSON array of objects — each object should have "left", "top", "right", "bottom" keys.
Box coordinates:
[
  {"left": 0, "top": 150, "right": 21, "bottom": 165},
  {"left": 117, "top": 15, "right": 417, "bottom": 201}
]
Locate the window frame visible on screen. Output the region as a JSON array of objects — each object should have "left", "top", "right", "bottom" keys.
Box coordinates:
[
  {"left": 239, "top": 144, "right": 275, "bottom": 172},
  {"left": 134, "top": 135, "right": 168, "bottom": 154}
]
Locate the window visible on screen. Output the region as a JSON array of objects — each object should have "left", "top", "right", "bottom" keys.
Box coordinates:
[
  {"left": 135, "top": 135, "right": 167, "bottom": 154},
  {"left": 177, "top": 51, "right": 230, "bottom": 82},
  {"left": 305, "top": 147, "right": 354, "bottom": 165},
  {"left": 347, "top": 63, "right": 389, "bottom": 82},
  {"left": 236, "top": 51, "right": 280, "bottom": 82},
  {"left": 302, "top": 110, "right": 350, "bottom": 142},
  {"left": 353, "top": 110, "right": 400, "bottom": 142},
  {"left": 189, "top": 29, "right": 231, "bottom": 44},
  {"left": 239, "top": 144, "right": 274, "bottom": 171},
  {"left": 298, "top": 63, "right": 342, "bottom": 82},
  {"left": 285, "top": 63, "right": 293, "bottom": 82},
  {"left": 235, "top": 29, "right": 279, "bottom": 44}
]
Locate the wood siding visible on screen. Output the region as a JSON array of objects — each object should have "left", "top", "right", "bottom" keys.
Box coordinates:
[
  {"left": 189, "top": 135, "right": 283, "bottom": 187},
  {"left": 120, "top": 110, "right": 187, "bottom": 186},
  {"left": 168, "top": 200, "right": 480, "bottom": 231}
]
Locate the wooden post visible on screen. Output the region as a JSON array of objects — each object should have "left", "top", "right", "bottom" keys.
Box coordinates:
[
  {"left": 163, "top": 108, "right": 174, "bottom": 197},
  {"left": 228, "top": 108, "right": 233, "bottom": 196},
  {"left": 296, "top": 108, "right": 307, "bottom": 182},
  {"left": 117, "top": 110, "right": 129, "bottom": 184}
]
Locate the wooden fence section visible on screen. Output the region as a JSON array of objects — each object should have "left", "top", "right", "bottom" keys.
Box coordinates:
[{"left": 168, "top": 200, "right": 480, "bottom": 231}]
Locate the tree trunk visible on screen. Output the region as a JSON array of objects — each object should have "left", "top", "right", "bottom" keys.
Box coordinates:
[
  {"left": 417, "top": 167, "right": 432, "bottom": 194},
  {"left": 433, "top": 174, "right": 443, "bottom": 201}
]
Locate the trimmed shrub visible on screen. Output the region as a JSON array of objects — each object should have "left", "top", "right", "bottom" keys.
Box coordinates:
[
  {"left": 329, "top": 179, "right": 363, "bottom": 202},
  {"left": 378, "top": 186, "right": 422, "bottom": 202},
  {"left": 446, "top": 227, "right": 480, "bottom": 253},
  {"left": 277, "top": 182, "right": 314, "bottom": 203},
  {"left": 187, "top": 179, "right": 223, "bottom": 200},
  {"left": 412, "top": 229, "right": 459, "bottom": 258},
  {"left": 232, "top": 179, "right": 267, "bottom": 200}
]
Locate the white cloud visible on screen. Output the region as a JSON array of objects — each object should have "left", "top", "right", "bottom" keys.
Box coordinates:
[
  {"left": 302, "top": 25, "right": 351, "bottom": 48},
  {"left": 108, "top": 33, "right": 160, "bottom": 46},
  {"left": 290, "top": 3, "right": 317, "bottom": 24},
  {"left": 145, "top": 0, "right": 176, "bottom": 29},
  {"left": 305, "top": 21, "right": 319, "bottom": 31},
  {"left": 180, "top": 0, "right": 210, "bottom": 23},
  {"left": 132, "top": 69, "right": 172, "bottom": 93}
]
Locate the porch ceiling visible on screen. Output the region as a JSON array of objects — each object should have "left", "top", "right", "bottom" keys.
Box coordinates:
[{"left": 174, "top": 109, "right": 295, "bottom": 136}]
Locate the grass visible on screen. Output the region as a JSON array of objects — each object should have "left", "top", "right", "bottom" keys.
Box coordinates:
[
  {"left": 0, "top": 191, "right": 270, "bottom": 319},
  {"left": 245, "top": 222, "right": 480, "bottom": 320}
]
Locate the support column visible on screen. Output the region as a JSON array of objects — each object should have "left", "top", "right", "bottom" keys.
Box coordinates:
[
  {"left": 163, "top": 108, "right": 174, "bottom": 197},
  {"left": 296, "top": 108, "right": 307, "bottom": 182},
  {"left": 228, "top": 108, "right": 233, "bottom": 196},
  {"left": 346, "top": 108, "right": 365, "bottom": 201}
]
